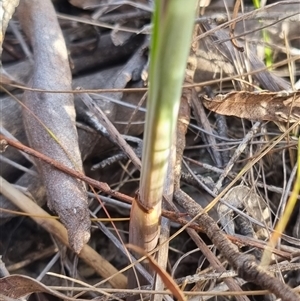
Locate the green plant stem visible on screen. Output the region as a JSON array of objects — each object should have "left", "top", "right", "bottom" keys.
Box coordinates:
[{"left": 128, "top": 0, "right": 197, "bottom": 287}]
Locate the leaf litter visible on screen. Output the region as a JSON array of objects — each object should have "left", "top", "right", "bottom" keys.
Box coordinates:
[{"left": 0, "top": 0, "right": 300, "bottom": 300}]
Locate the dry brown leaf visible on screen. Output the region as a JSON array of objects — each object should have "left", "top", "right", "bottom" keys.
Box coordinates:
[
  {"left": 0, "top": 0, "right": 20, "bottom": 58},
  {"left": 202, "top": 90, "right": 300, "bottom": 122},
  {"left": 17, "top": 0, "right": 90, "bottom": 253},
  {"left": 0, "top": 275, "right": 85, "bottom": 301},
  {"left": 218, "top": 185, "right": 270, "bottom": 239},
  {"left": 0, "top": 0, "right": 21, "bottom": 87},
  {"left": 126, "top": 244, "right": 186, "bottom": 301}
]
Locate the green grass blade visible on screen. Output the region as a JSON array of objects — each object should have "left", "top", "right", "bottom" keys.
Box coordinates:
[{"left": 140, "top": 0, "right": 198, "bottom": 207}]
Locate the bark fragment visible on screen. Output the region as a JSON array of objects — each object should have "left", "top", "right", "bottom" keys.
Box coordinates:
[{"left": 17, "top": 0, "right": 90, "bottom": 253}]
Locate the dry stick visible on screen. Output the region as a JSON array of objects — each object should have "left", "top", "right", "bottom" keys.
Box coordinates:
[
  {"left": 83, "top": 37, "right": 148, "bottom": 132},
  {"left": 213, "top": 122, "right": 261, "bottom": 194},
  {"left": 0, "top": 177, "right": 127, "bottom": 289},
  {"left": 174, "top": 189, "right": 300, "bottom": 301},
  {"left": 215, "top": 114, "right": 231, "bottom": 164},
  {"left": 6, "top": 245, "right": 58, "bottom": 272},
  {"left": 0, "top": 134, "right": 134, "bottom": 204},
  {"left": 186, "top": 228, "right": 252, "bottom": 301},
  {"left": 174, "top": 94, "right": 191, "bottom": 190},
  {"left": 0, "top": 134, "right": 181, "bottom": 215},
  {"left": 178, "top": 261, "right": 300, "bottom": 285},
  {"left": 0, "top": 125, "right": 35, "bottom": 164},
  {"left": 123, "top": 92, "right": 147, "bottom": 136},
  {"left": 0, "top": 135, "right": 292, "bottom": 258},
  {"left": 191, "top": 90, "right": 223, "bottom": 168},
  {"left": 229, "top": 0, "right": 244, "bottom": 52},
  {"left": 78, "top": 92, "right": 142, "bottom": 170}
]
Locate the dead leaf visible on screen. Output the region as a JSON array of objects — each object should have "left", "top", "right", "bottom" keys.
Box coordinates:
[
  {"left": 0, "top": 139, "right": 8, "bottom": 153},
  {"left": 0, "top": 0, "right": 20, "bottom": 60},
  {"left": 0, "top": 275, "right": 84, "bottom": 301},
  {"left": 202, "top": 90, "right": 300, "bottom": 122},
  {"left": 0, "top": 0, "right": 21, "bottom": 89},
  {"left": 218, "top": 185, "right": 270, "bottom": 239},
  {"left": 126, "top": 244, "right": 186, "bottom": 301}
]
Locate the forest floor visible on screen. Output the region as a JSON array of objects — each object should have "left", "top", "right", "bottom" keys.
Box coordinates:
[{"left": 1, "top": 1, "right": 300, "bottom": 301}]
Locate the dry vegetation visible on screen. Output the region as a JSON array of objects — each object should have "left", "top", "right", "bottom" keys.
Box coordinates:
[{"left": 0, "top": 0, "right": 300, "bottom": 301}]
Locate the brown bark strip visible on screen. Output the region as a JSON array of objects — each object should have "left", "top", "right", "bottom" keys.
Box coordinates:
[
  {"left": 229, "top": 0, "right": 244, "bottom": 52},
  {"left": 17, "top": 0, "right": 90, "bottom": 253},
  {"left": 174, "top": 95, "right": 191, "bottom": 189},
  {"left": 191, "top": 90, "right": 224, "bottom": 168},
  {"left": 174, "top": 189, "right": 299, "bottom": 301}
]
